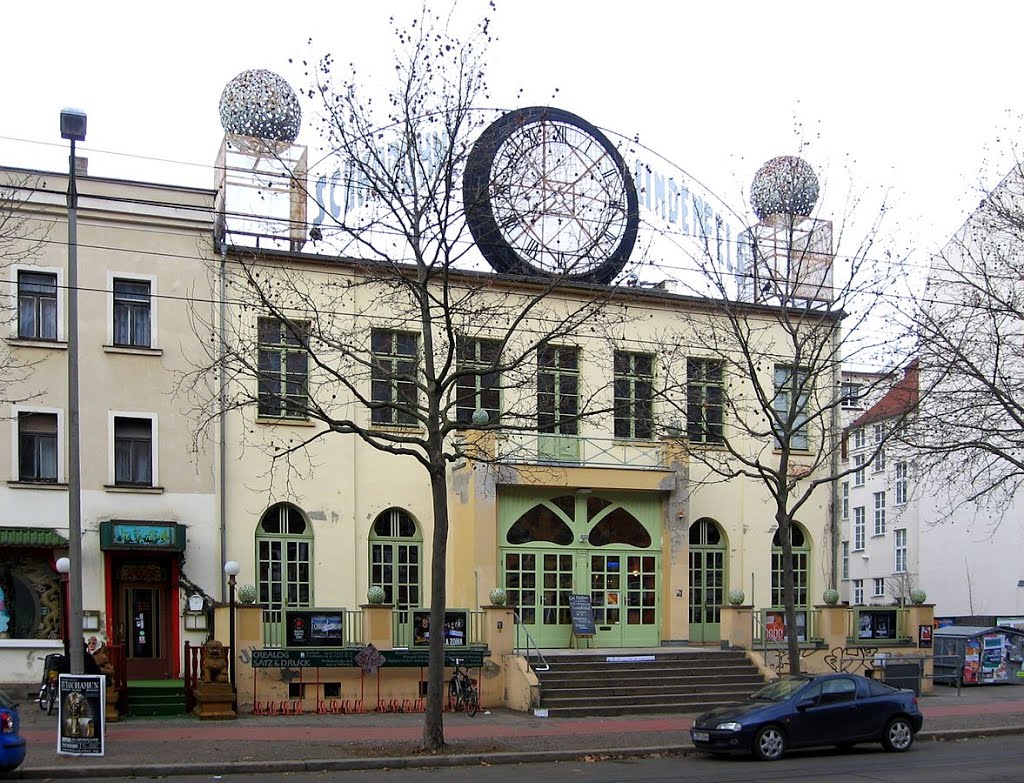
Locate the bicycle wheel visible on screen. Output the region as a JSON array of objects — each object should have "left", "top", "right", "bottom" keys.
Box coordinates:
[
  {"left": 37, "top": 683, "right": 49, "bottom": 712},
  {"left": 465, "top": 682, "right": 478, "bottom": 717},
  {"left": 45, "top": 680, "right": 57, "bottom": 715},
  {"left": 447, "top": 677, "right": 461, "bottom": 711}
]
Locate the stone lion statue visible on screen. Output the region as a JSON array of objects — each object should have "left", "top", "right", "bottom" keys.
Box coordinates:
[{"left": 200, "top": 639, "right": 229, "bottom": 684}]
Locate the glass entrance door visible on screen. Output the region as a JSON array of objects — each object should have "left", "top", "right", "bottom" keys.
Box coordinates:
[
  {"left": 121, "top": 584, "right": 167, "bottom": 678},
  {"left": 688, "top": 518, "right": 726, "bottom": 643}
]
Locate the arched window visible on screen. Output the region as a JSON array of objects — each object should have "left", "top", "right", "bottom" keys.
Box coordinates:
[
  {"left": 369, "top": 508, "right": 422, "bottom": 611},
  {"left": 505, "top": 499, "right": 574, "bottom": 545},
  {"left": 256, "top": 503, "right": 312, "bottom": 646},
  {"left": 688, "top": 518, "right": 726, "bottom": 627},
  {"left": 771, "top": 523, "right": 809, "bottom": 607}
]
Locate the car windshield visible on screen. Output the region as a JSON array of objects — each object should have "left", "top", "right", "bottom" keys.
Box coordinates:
[{"left": 749, "top": 676, "right": 812, "bottom": 702}]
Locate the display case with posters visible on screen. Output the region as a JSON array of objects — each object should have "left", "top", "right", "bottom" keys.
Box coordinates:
[
  {"left": 282, "top": 608, "right": 346, "bottom": 649},
  {"left": 934, "top": 625, "right": 1024, "bottom": 685},
  {"left": 854, "top": 608, "right": 898, "bottom": 641},
  {"left": 412, "top": 610, "right": 468, "bottom": 647},
  {"left": 762, "top": 609, "right": 807, "bottom": 642}
]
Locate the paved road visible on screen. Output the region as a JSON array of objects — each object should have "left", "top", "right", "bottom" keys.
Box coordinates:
[{"left": 44, "top": 735, "right": 1024, "bottom": 783}]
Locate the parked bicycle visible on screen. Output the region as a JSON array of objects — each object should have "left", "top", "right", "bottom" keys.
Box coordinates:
[
  {"left": 35, "top": 653, "right": 66, "bottom": 715},
  {"left": 447, "top": 658, "right": 479, "bottom": 716}
]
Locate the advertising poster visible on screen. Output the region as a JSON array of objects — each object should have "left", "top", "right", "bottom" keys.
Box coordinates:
[
  {"left": 57, "top": 674, "right": 105, "bottom": 756},
  {"left": 412, "top": 610, "right": 468, "bottom": 646},
  {"left": 982, "top": 634, "right": 1008, "bottom": 682}
]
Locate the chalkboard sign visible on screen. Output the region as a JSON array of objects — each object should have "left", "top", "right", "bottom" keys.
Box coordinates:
[{"left": 569, "top": 594, "right": 595, "bottom": 637}]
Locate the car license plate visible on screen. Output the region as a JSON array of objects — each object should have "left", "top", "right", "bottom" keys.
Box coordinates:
[{"left": 692, "top": 731, "right": 710, "bottom": 742}]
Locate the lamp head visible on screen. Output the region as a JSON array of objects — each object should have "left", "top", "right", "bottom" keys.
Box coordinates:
[
  {"left": 56, "top": 556, "right": 71, "bottom": 575},
  {"left": 60, "top": 108, "right": 87, "bottom": 142},
  {"left": 224, "top": 560, "right": 241, "bottom": 578}
]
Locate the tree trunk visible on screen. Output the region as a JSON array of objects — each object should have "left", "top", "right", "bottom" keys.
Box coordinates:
[{"left": 421, "top": 465, "right": 451, "bottom": 751}]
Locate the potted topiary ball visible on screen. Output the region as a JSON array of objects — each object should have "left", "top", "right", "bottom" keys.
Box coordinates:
[
  {"left": 489, "top": 587, "right": 507, "bottom": 606},
  {"left": 822, "top": 588, "right": 840, "bottom": 605},
  {"left": 366, "top": 585, "right": 387, "bottom": 605},
  {"left": 727, "top": 588, "right": 746, "bottom": 606},
  {"left": 237, "top": 584, "right": 258, "bottom": 605},
  {"left": 910, "top": 589, "right": 927, "bottom": 605}
]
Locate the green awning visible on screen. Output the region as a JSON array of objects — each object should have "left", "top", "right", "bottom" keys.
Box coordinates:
[{"left": 0, "top": 526, "right": 68, "bottom": 548}]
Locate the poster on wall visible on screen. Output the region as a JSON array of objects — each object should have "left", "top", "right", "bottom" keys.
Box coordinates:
[
  {"left": 283, "top": 608, "right": 345, "bottom": 649},
  {"left": 412, "top": 610, "right": 468, "bottom": 647},
  {"left": 981, "top": 633, "right": 1008, "bottom": 682},
  {"left": 57, "top": 674, "right": 105, "bottom": 756},
  {"left": 764, "top": 610, "right": 807, "bottom": 642}
]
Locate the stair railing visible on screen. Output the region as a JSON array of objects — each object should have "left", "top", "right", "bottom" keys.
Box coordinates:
[{"left": 512, "top": 610, "right": 549, "bottom": 672}]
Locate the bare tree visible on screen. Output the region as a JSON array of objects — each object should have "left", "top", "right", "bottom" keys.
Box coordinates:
[
  {"left": 186, "top": 8, "right": 637, "bottom": 751},
  {"left": 0, "top": 169, "right": 53, "bottom": 404},
  {"left": 651, "top": 157, "right": 905, "bottom": 673},
  {"left": 905, "top": 162, "right": 1024, "bottom": 519}
]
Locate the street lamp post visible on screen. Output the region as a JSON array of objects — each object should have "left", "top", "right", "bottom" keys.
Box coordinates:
[
  {"left": 56, "top": 557, "right": 71, "bottom": 660},
  {"left": 60, "top": 108, "right": 86, "bottom": 675},
  {"left": 223, "top": 561, "right": 240, "bottom": 706}
]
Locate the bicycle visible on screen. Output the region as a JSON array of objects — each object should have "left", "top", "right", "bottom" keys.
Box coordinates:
[
  {"left": 36, "top": 653, "right": 66, "bottom": 715},
  {"left": 447, "top": 658, "right": 479, "bottom": 716}
]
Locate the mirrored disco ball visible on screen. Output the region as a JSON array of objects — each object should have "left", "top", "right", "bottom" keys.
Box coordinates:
[
  {"left": 219, "top": 69, "right": 301, "bottom": 142},
  {"left": 750, "top": 155, "right": 819, "bottom": 221}
]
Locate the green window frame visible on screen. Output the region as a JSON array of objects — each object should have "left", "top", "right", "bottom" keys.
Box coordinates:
[
  {"left": 257, "top": 317, "right": 309, "bottom": 419},
  {"left": 371, "top": 329, "right": 419, "bottom": 427},
  {"left": 614, "top": 350, "right": 653, "bottom": 439},
  {"left": 772, "top": 364, "right": 810, "bottom": 450},
  {"left": 456, "top": 337, "right": 501, "bottom": 425},
  {"left": 256, "top": 503, "right": 312, "bottom": 648},
  {"left": 537, "top": 344, "right": 579, "bottom": 435},
  {"left": 771, "top": 523, "right": 809, "bottom": 608},
  {"left": 369, "top": 507, "right": 422, "bottom": 611},
  {"left": 687, "top": 358, "right": 724, "bottom": 443}
]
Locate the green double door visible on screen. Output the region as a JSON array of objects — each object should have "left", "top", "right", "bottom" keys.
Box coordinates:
[{"left": 499, "top": 489, "right": 661, "bottom": 648}]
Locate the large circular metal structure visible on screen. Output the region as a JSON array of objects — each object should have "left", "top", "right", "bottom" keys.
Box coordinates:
[
  {"left": 750, "top": 155, "right": 819, "bottom": 221},
  {"left": 218, "top": 69, "right": 301, "bottom": 142}
]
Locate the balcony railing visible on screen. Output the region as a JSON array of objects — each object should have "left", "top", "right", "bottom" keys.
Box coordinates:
[{"left": 496, "top": 433, "right": 668, "bottom": 470}]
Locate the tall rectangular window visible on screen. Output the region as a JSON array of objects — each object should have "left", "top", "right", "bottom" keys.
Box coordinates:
[
  {"left": 853, "top": 507, "right": 865, "bottom": 550},
  {"left": 853, "top": 579, "right": 864, "bottom": 604},
  {"left": 873, "top": 577, "right": 886, "bottom": 597},
  {"left": 686, "top": 358, "right": 723, "bottom": 444},
  {"left": 258, "top": 318, "right": 309, "bottom": 419},
  {"left": 841, "top": 381, "right": 862, "bottom": 407},
  {"left": 873, "top": 491, "right": 886, "bottom": 535},
  {"left": 456, "top": 337, "right": 501, "bottom": 425},
  {"left": 614, "top": 351, "right": 653, "bottom": 439},
  {"left": 852, "top": 428, "right": 865, "bottom": 449},
  {"left": 841, "top": 541, "right": 849, "bottom": 580},
  {"left": 853, "top": 454, "right": 865, "bottom": 487},
  {"left": 537, "top": 344, "right": 579, "bottom": 435},
  {"left": 371, "top": 329, "right": 418, "bottom": 427},
  {"left": 873, "top": 423, "right": 884, "bottom": 444},
  {"left": 772, "top": 365, "right": 809, "bottom": 450},
  {"left": 18, "top": 412, "right": 57, "bottom": 482},
  {"left": 17, "top": 271, "right": 57, "bottom": 340},
  {"left": 874, "top": 448, "right": 887, "bottom": 472},
  {"left": 841, "top": 481, "right": 849, "bottom": 519},
  {"left": 894, "top": 461, "right": 908, "bottom": 505},
  {"left": 114, "top": 417, "right": 152, "bottom": 486},
  {"left": 895, "top": 529, "right": 908, "bottom": 573},
  {"left": 113, "top": 279, "right": 151, "bottom": 347}
]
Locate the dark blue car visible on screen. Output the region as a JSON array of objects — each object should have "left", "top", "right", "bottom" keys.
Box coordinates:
[
  {"left": 690, "top": 673, "right": 924, "bottom": 761},
  {"left": 0, "top": 687, "right": 26, "bottom": 773}
]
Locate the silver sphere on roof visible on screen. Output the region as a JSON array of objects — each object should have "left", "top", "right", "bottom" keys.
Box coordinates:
[
  {"left": 750, "top": 155, "right": 819, "bottom": 221},
  {"left": 219, "top": 69, "right": 301, "bottom": 142}
]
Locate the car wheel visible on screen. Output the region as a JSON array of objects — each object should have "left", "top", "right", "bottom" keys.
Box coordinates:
[
  {"left": 882, "top": 717, "right": 915, "bottom": 752},
  {"left": 753, "top": 725, "right": 786, "bottom": 761}
]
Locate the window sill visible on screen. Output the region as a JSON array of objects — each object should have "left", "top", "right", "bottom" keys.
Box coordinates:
[
  {"left": 0, "top": 638, "right": 64, "bottom": 649},
  {"left": 103, "top": 345, "right": 162, "bottom": 356},
  {"left": 104, "top": 484, "right": 164, "bottom": 494},
  {"left": 7, "top": 480, "right": 68, "bottom": 490},
  {"left": 255, "top": 417, "right": 315, "bottom": 427},
  {"left": 369, "top": 425, "right": 424, "bottom": 435},
  {"left": 6, "top": 337, "right": 67, "bottom": 350}
]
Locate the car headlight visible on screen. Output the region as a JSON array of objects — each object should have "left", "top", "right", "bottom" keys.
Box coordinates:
[{"left": 716, "top": 721, "right": 742, "bottom": 731}]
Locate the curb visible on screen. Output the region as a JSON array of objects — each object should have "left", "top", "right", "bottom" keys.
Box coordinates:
[{"left": 10, "top": 726, "right": 1024, "bottom": 779}]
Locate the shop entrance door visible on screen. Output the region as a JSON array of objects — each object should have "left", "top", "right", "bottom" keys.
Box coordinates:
[
  {"left": 688, "top": 518, "right": 726, "bottom": 644},
  {"left": 114, "top": 561, "right": 172, "bottom": 679}
]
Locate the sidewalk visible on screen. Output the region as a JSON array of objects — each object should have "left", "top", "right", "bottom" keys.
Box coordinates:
[{"left": 10, "top": 683, "right": 1024, "bottom": 779}]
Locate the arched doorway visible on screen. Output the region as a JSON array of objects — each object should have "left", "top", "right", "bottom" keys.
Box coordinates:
[
  {"left": 770, "top": 522, "right": 811, "bottom": 641},
  {"left": 369, "top": 507, "right": 422, "bottom": 646},
  {"left": 255, "top": 503, "right": 313, "bottom": 647},
  {"left": 499, "top": 489, "right": 661, "bottom": 648},
  {"left": 688, "top": 517, "right": 727, "bottom": 643}
]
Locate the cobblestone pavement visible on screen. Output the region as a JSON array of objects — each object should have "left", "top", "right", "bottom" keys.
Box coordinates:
[{"left": 8, "top": 682, "right": 1024, "bottom": 778}]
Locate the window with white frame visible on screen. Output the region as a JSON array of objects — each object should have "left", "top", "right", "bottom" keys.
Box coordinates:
[
  {"left": 112, "top": 278, "right": 152, "bottom": 348},
  {"left": 894, "top": 462, "right": 908, "bottom": 505},
  {"left": 17, "top": 271, "right": 58, "bottom": 341},
  {"left": 873, "top": 491, "right": 886, "bottom": 535},
  {"left": 853, "top": 454, "right": 865, "bottom": 487},
  {"left": 853, "top": 507, "right": 865, "bottom": 550},
  {"left": 874, "top": 448, "right": 886, "bottom": 472},
  {"left": 17, "top": 411, "right": 58, "bottom": 482},
  {"left": 853, "top": 579, "right": 864, "bottom": 604},
  {"left": 841, "top": 381, "right": 862, "bottom": 408},
  {"left": 895, "top": 529, "right": 908, "bottom": 573},
  {"left": 772, "top": 365, "right": 809, "bottom": 450},
  {"left": 841, "top": 541, "right": 849, "bottom": 580},
  {"left": 841, "top": 481, "right": 849, "bottom": 519},
  {"left": 113, "top": 416, "right": 153, "bottom": 487},
  {"left": 873, "top": 423, "right": 883, "bottom": 444},
  {"left": 852, "top": 428, "right": 865, "bottom": 449},
  {"left": 873, "top": 577, "right": 885, "bottom": 597}
]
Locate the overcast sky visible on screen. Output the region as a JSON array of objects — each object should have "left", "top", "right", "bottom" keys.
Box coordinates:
[{"left": 4, "top": 1, "right": 1023, "bottom": 262}]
